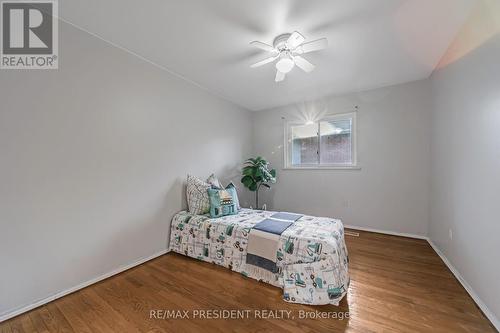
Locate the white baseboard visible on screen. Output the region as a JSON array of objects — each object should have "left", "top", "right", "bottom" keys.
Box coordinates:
[
  {"left": 0, "top": 249, "right": 169, "bottom": 323},
  {"left": 427, "top": 240, "right": 499, "bottom": 332},
  {"left": 344, "top": 224, "right": 428, "bottom": 240}
]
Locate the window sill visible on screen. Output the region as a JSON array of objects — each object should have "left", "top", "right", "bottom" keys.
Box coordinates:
[{"left": 283, "top": 166, "right": 361, "bottom": 170}]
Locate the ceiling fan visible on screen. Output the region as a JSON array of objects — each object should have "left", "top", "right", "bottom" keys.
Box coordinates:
[{"left": 250, "top": 31, "right": 328, "bottom": 82}]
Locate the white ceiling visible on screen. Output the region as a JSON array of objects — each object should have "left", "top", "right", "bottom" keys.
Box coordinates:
[{"left": 60, "top": 0, "right": 477, "bottom": 111}]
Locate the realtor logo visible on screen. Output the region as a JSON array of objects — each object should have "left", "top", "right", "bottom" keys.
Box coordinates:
[{"left": 1, "top": 0, "right": 58, "bottom": 69}]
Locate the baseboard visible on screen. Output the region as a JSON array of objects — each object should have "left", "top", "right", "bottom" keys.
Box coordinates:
[
  {"left": 344, "top": 224, "right": 428, "bottom": 240},
  {"left": 0, "top": 249, "right": 169, "bottom": 323},
  {"left": 427, "top": 240, "right": 499, "bottom": 332}
]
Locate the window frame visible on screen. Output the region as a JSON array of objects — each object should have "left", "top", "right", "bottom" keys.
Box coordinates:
[{"left": 283, "top": 111, "right": 358, "bottom": 170}]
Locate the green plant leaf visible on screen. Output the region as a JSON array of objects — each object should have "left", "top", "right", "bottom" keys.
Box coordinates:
[
  {"left": 242, "top": 166, "right": 254, "bottom": 176},
  {"left": 255, "top": 168, "right": 263, "bottom": 178},
  {"left": 241, "top": 175, "right": 254, "bottom": 187}
]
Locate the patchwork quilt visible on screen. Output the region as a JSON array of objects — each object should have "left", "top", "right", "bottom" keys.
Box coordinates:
[{"left": 169, "top": 209, "right": 350, "bottom": 305}]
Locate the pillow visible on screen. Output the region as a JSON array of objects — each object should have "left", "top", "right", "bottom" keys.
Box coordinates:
[
  {"left": 206, "top": 173, "right": 223, "bottom": 189},
  {"left": 206, "top": 174, "right": 241, "bottom": 209},
  {"left": 186, "top": 174, "right": 211, "bottom": 215},
  {"left": 207, "top": 184, "right": 239, "bottom": 218},
  {"left": 226, "top": 182, "right": 240, "bottom": 209}
]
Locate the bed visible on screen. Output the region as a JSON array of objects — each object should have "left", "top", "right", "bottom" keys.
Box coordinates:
[{"left": 169, "top": 208, "right": 349, "bottom": 305}]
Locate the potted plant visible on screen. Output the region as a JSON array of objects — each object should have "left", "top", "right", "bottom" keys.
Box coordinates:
[{"left": 240, "top": 157, "right": 276, "bottom": 209}]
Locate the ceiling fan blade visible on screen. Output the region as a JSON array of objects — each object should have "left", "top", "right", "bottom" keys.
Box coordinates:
[
  {"left": 275, "top": 70, "right": 285, "bottom": 82},
  {"left": 298, "top": 38, "right": 328, "bottom": 54},
  {"left": 249, "top": 41, "right": 276, "bottom": 53},
  {"left": 286, "top": 31, "right": 305, "bottom": 49},
  {"left": 250, "top": 55, "right": 279, "bottom": 68},
  {"left": 293, "top": 56, "right": 315, "bottom": 73}
]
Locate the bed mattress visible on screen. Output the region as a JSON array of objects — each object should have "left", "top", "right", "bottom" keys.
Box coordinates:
[{"left": 169, "top": 209, "right": 349, "bottom": 305}]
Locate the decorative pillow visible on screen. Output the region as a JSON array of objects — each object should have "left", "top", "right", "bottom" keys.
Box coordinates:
[
  {"left": 207, "top": 184, "right": 239, "bottom": 218},
  {"left": 226, "top": 182, "right": 241, "bottom": 209},
  {"left": 206, "top": 173, "right": 223, "bottom": 189},
  {"left": 186, "top": 174, "right": 211, "bottom": 215}
]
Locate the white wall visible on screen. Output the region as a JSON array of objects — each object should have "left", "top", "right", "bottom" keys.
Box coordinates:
[
  {"left": 253, "top": 80, "right": 431, "bottom": 236},
  {"left": 0, "top": 21, "right": 253, "bottom": 318},
  {"left": 429, "top": 0, "right": 500, "bottom": 326}
]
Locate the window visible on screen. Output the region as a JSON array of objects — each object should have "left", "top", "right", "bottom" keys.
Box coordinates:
[{"left": 284, "top": 112, "right": 357, "bottom": 169}]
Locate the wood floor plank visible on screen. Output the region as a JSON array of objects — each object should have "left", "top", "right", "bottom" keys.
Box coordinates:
[
  {"left": 79, "top": 289, "right": 141, "bottom": 333},
  {"left": 0, "top": 230, "right": 496, "bottom": 332},
  {"left": 66, "top": 293, "right": 114, "bottom": 333},
  {"left": 1, "top": 324, "right": 13, "bottom": 333},
  {"left": 54, "top": 298, "right": 93, "bottom": 333},
  {"left": 19, "top": 316, "right": 36, "bottom": 333},
  {"left": 7, "top": 318, "right": 24, "bottom": 333},
  {"left": 39, "top": 304, "right": 74, "bottom": 333},
  {"left": 0, "top": 322, "right": 12, "bottom": 333},
  {"left": 27, "top": 311, "right": 49, "bottom": 333},
  {"left": 90, "top": 278, "right": 168, "bottom": 333}
]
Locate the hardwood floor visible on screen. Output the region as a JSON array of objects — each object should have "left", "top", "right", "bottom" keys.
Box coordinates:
[{"left": 1, "top": 230, "right": 496, "bottom": 332}]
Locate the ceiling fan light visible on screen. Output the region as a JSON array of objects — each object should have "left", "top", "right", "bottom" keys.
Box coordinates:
[{"left": 276, "top": 57, "right": 294, "bottom": 73}]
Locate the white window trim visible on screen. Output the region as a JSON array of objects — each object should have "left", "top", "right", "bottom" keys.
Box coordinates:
[{"left": 283, "top": 111, "right": 359, "bottom": 170}]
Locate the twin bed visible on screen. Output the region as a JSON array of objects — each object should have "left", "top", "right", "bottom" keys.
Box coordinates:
[{"left": 169, "top": 208, "right": 350, "bottom": 306}]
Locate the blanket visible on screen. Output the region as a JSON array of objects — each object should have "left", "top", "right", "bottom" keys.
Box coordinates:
[
  {"left": 245, "top": 213, "right": 303, "bottom": 282},
  {"left": 246, "top": 219, "right": 293, "bottom": 273}
]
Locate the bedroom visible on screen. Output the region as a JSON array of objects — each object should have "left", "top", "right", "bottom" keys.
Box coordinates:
[{"left": 0, "top": 0, "right": 499, "bottom": 332}]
